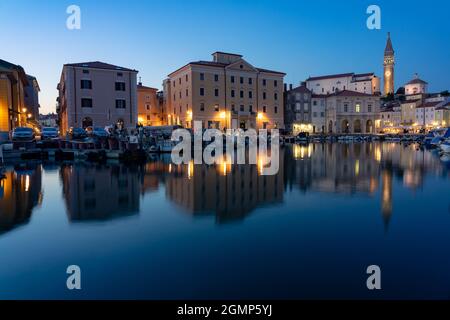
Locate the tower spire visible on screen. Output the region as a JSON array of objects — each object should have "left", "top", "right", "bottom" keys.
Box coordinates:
[{"left": 384, "top": 32, "right": 394, "bottom": 55}]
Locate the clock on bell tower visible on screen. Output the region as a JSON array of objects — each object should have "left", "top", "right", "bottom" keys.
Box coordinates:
[{"left": 383, "top": 32, "right": 395, "bottom": 95}]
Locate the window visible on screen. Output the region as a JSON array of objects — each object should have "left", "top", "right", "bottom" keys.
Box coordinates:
[
  {"left": 355, "top": 104, "right": 361, "bottom": 113},
  {"left": 248, "top": 78, "right": 253, "bottom": 85},
  {"left": 263, "top": 106, "right": 267, "bottom": 113},
  {"left": 240, "top": 105, "right": 244, "bottom": 112},
  {"left": 320, "top": 112, "right": 325, "bottom": 117},
  {"left": 240, "top": 91, "right": 244, "bottom": 98},
  {"left": 313, "top": 100, "right": 317, "bottom": 106},
  {"left": 274, "top": 93, "right": 278, "bottom": 100},
  {"left": 146, "top": 104, "right": 150, "bottom": 110},
  {"left": 115, "top": 82, "right": 126, "bottom": 91},
  {"left": 231, "top": 76, "right": 235, "bottom": 83},
  {"left": 186, "top": 89, "right": 189, "bottom": 97},
  {"left": 262, "top": 79, "right": 267, "bottom": 86},
  {"left": 82, "top": 69, "right": 89, "bottom": 74},
  {"left": 214, "top": 74, "right": 219, "bottom": 82},
  {"left": 368, "top": 104, "right": 372, "bottom": 112},
  {"left": 274, "top": 80, "right": 278, "bottom": 87},
  {"left": 200, "top": 103, "right": 205, "bottom": 111},
  {"left": 186, "top": 74, "right": 189, "bottom": 82},
  {"left": 248, "top": 91, "right": 253, "bottom": 99},
  {"left": 200, "top": 88, "right": 205, "bottom": 96},
  {"left": 313, "top": 112, "right": 318, "bottom": 117},
  {"left": 179, "top": 78, "right": 181, "bottom": 85},
  {"left": 147, "top": 115, "right": 150, "bottom": 120},
  {"left": 173, "top": 94, "right": 176, "bottom": 101},
  {"left": 274, "top": 106, "right": 278, "bottom": 114},
  {"left": 231, "top": 104, "right": 235, "bottom": 112},
  {"left": 173, "top": 81, "right": 175, "bottom": 87},
  {"left": 116, "top": 99, "right": 126, "bottom": 109},
  {"left": 249, "top": 105, "right": 253, "bottom": 113},
  {"left": 117, "top": 72, "right": 123, "bottom": 77},
  {"left": 214, "top": 104, "right": 219, "bottom": 112},
  {"left": 344, "top": 104, "right": 348, "bottom": 112},
  {"left": 200, "top": 73, "right": 205, "bottom": 81},
  {"left": 179, "top": 92, "right": 182, "bottom": 99},
  {"left": 263, "top": 92, "right": 267, "bottom": 100},
  {"left": 81, "top": 80, "right": 92, "bottom": 89},
  {"left": 81, "top": 98, "right": 93, "bottom": 108},
  {"left": 231, "top": 90, "right": 235, "bottom": 98},
  {"left": 215, "top": 88, "right": 219, "bottom": 97},
  {"left": 240, "top": 77, "right": 244, "bottom": 84},
  {"left": 295, "top": 103, "right": 301, "bottom": 111}
]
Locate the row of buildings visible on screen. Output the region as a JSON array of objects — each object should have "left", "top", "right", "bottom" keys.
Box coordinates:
[
  {"left": 0, "top": 59, "right": 40, "bottom": 132},
  {"left": 55, "top": 52, "right": 384, "bottom": 135},
  {"left": 2, "top": 34, "right": 448, "bottom": 135}
]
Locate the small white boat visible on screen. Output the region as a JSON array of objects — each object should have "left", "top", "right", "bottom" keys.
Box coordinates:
[{"left": 440, "top": 139, "right": 450, "bottom": 153}]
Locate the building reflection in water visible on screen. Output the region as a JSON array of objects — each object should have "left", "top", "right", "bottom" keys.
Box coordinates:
[
  {"left": 59, "top": 163, "right": 140, "bottom": 222},
  {"left": 0, "top": 163, "right": 43, "bottom": 234},
  {"left": 159, "top": 152, "right": 285, "bottom": 223},
  {"left": 0, "top": 142, "right": 447, "bottom": 230}
]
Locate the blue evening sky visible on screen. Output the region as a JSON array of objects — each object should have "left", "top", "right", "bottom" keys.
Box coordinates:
[{"left": 1, "top": 0, "right": 449, "bottom": 113}]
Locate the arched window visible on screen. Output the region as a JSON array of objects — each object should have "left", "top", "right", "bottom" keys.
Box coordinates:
[
  {"left": 366, "top": 120, "right": 373, "bottom": 133},
  {"left": 342, "top": 119, "right": 350, "bottom": 133},
  {"left": 354, "top": 119, "right": 362, "bottom": 133}
]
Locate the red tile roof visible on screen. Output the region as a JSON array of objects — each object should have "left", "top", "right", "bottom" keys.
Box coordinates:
[
  {"left": 64, "top": 61, "right": 138, "bottom": 72},
  {"left": 306, "top": 73, "right": 354, "bottom": 81},
  {"left": 169, "top": 60, "right": 285, "bottom": 76},
  {"left": 416, "top": 101, "right": 441, "bottom": 108}
]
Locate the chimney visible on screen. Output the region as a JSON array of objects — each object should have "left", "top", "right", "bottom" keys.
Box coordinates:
[
  {"left": 300, "top": 81, "right": 306, "bottom": 87},
  {"left": 289, "top": 84, "right": 293, "bottom": 91},
  {"left": 284, "top": 83, "right": 287, "bottom": 92}
]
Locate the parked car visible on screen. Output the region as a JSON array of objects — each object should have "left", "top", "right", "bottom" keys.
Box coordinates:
[
  {"left": 11, "top": 127, "right": 35, "bottom": 142},
  {"left": 41, "top": 127, "right": 59, "bottom": 140},
  {"left": 67, "top": 127, "right": 87, "bottom": 140},
  {"left": 86, "top": 126, "right": 109, "bottom": 138}
]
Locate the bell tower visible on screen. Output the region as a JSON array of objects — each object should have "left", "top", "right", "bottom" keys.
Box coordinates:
[{"left": 383, "top": 32, "right": 395, "bottom": 95}]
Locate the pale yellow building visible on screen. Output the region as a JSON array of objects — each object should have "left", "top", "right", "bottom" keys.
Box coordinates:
[
  {"left": 166, "top": 52, "right": 285, "bottom": 130},
  {"left": 0, "top": 59, "right": 29, "bottom": 132},
  {"left": 137, "top": 83, "right": 163, "bottom": 126}
]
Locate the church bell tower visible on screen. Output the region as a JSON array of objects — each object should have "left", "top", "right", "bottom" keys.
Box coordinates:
[{"left": 383, "top": 32, "right": 395, "bottom": 95}]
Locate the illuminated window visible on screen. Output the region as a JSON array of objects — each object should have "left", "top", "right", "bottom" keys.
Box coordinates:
[{"left": 355, "top": 104, "right": 361, "bottom": 113}]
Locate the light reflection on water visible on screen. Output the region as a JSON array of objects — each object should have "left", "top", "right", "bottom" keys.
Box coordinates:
[{"left": 0, "top": 142, "right": 449, "bottom": 299}]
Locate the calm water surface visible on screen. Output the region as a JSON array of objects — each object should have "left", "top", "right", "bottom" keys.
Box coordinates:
[{"left": 1, "top": 142, "right": 450, "bottom": 299}]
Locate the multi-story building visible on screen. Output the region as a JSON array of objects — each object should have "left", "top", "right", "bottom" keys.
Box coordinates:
[
  {"left": 284, "top": 83, "right": 313, "bottom": 134},
  {"left": 380, "top": 101, "right": 402, "bottom": 132},
  {"left": 435, "top": 101, "right": 450, "bottom": 127},
  {"left": 24, "top": 75, "right": 40, "bottom": 123},
  {"left": 326, "top": 90, "right": 380, "bottom": 134},
  {"left": 311, "top": 94, "right": 327, "bottom": 134},
  {"left": 137, "top": 82, "right": 163, "bottom": 126},
  {"left": 305, "top": 72, "right": 380, "bottom": 95},
  {"left": 400, "top": 98, "right": 421, "bottom": 126},
  {"left": 405, "top": 74, "right": 428, "bottom": 95},
  {"left": 0, "top": 59, "right": 29, "bottom": 132},
  {"left": 165, "top": 52, "right": 285, "bottom": 130},
  {"left": 57, "top": 61, "right": 138, "bottom": 134}
]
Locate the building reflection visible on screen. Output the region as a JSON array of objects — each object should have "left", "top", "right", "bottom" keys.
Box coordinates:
[
  {"left": 0, "top": 163, "right": 43, "bottom": 233},
  {"left": 159, "top": 153, "right": 285, "bottom": 223},
  {"left": 59, "top": 163, "right": 140, "bottom": 222},
  {"left": 284, "top": 143, "right": 380, "bottom": 195}
]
